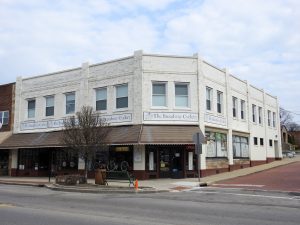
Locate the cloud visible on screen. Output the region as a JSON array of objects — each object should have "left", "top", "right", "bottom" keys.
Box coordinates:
[{"left": 0, "top": 0, "right": 299, "bottom": 120}]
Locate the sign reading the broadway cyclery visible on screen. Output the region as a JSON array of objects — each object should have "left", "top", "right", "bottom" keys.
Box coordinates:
[
  {"left": 20, "top": 113, "right": 132, "bottom": 130},
  {"left": 143, "top": 112, "right": 198, "bottom": 122}
]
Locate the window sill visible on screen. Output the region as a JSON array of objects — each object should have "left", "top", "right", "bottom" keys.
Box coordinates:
[
  {"left": 173, "top": 107, "right": 192, "bottom": 111},
  {"left": 42, "top": 116, "right": 55, "bottom": 120},
  {"left": 150, "top": 106, "right": 168, "bottom": 110},
  {"left": 206, "top": 157, "right": 228, "bottom": 159},
  {"left": 113, "top": 108, "right": 129, "bottom": 113},
  {"left": 95, "top": 110, "right": 108, "bottom": 114}
]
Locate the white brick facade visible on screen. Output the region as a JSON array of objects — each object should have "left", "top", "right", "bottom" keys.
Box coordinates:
[{"left": 13, "top": 50, "right": 282, "bottom": 172}]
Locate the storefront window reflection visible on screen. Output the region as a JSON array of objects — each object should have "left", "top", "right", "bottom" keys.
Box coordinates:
[
  {"left": 233, "top": 135, "right": 249, "bottom": 158},
  {"left": 205, "top": 131, "right": 227, "bottom": 157}
]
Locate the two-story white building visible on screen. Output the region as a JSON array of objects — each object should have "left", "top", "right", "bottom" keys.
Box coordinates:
[{"left": 0, "top": 50, "right": 282, "bottom": 179}]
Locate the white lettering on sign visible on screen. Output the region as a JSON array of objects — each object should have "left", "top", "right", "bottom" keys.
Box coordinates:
[
  {"left": 20, "top": 113, "right": 132, "bottom": 130},
  {"left": 102, "top": 113, "right": 132, "bottom": 123},
  {"left": 143, "top": 112, "right": 198, "bottom": 122},
  {"left": 204, "top": 114, "right": 227, "bottom": 126},
  {"left": 20, "top": 121, "right": 48, "bottom": 130}
]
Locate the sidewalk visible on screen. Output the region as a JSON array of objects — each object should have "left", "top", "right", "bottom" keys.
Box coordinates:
[{"left": 0, "top": 156, "right": 299, "bottom": 193}]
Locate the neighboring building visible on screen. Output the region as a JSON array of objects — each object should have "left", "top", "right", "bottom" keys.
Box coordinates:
[
  {"left": 0, "top": 82, "right": 15, "bottom": 176},
  {"left": 290, "top": 131, "right": 300, "bottom": 150},
  {"left": 281, "top": 125, "right": 295, "bottom": 151},
  {"left": 0, "top": 51, "right": 282, "bottom": 179}
]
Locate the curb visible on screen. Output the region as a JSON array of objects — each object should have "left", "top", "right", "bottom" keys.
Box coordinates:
[
  {"left": 45, "top": 184, "right": 169, "bottom": 194},
  {"left": 0, "top": 181, "right": 46, "bottom": 188}
]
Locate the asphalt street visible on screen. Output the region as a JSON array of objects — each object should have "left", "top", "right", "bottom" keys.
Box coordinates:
[{"left": 0, "top": 184, "right": 299, "bottom": 225}]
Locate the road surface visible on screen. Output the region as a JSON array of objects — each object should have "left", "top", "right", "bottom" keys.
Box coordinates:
[{"left": 0, "top": 184, "right": 299, "bottom": 225}]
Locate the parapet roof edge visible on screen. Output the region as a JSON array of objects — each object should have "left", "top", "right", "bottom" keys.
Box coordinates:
[
  {"left": 22, "top": 67, "right": 81, "bottom": 81},
  {"left": 89, "top": 56, "right": 134, "bottom": 68},
  {"left": 143, "top": 53, "right": 196, "bottom": 59}
]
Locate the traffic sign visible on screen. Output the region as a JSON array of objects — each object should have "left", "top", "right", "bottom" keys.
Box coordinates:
[
  {"left": 193, "top": 131, "right": 206, "bottom": 155},
  {"left": 193, "top": 132, "right": 206, "bottom": 145}
]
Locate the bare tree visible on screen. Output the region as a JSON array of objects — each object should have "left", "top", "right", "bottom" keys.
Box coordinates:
[
  {"left": 61, "top": 106, "right": 110, "bottom": 180},
  {"left": 288, "top": 122, "right": 300, "bottom": 132},
  {"left": 280, "top": 107, "right": 293, "bottom": 127}
]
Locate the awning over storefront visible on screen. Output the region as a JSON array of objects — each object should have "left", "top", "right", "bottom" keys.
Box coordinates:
[
  {"left": 0, "top": 125, "right": 202, "bottom": 148},
  {"left": 0, "top": 131, "right": 64, "bottom": 149},
  {"left": 140, "top": 125, "right": 201, "bottom": 145},
  {"left": 0, "top": 131, "right": 12, "bottom": 145}
]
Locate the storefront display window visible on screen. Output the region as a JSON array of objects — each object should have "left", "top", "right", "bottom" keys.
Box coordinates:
[
  {"left": 107, "top": 146, "right": 133, "bottom": 171},
  {"left": 205, "top": 131, "right": 227, "bottom": 157},
  {"left": 233, "top": 135, "right": 249, "bottom": 158}
]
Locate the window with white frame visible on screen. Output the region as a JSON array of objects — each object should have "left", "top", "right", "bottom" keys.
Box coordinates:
[
  {"left": 233, "top": 135, "right": 249, "bottom": 158},
  {"left": 116, "top": 84, "right": 128, "bottom": 109},
  {"left": 241, "top": 100, "right": 245, "bottom": 119},
  {"left": 0, "top": 111, "right": 9, "bottom": 125},
  {"left": 45, "top": 96, "right": 54, "bottom": 117},
  {"left": 252, "top": 104, "right": 256, "bottom": 123},
  {"left": 273, "top": 112, "right": 276, "bottom": 127},
  {"left": 96, "top": 88, "right": 107, "bottom": 111},
  {"left": 232, "top": 97, "right": 238, "bottom": 118},
  {"left": 175, "top": 83, "right": 189, "bottom": 107},
  {"left": 65, "top": 92, "right": 75, "bottom": 114},
  {"left": 258, "top": 107, "right": 262, "bottom": 125},
  {"left": 206, "top": 87, "right": 213, "bottom": 111},
  {"left": 217, "top": 91, "right": 223, "bottom": 113},
  {"left": 28, "top": 99, "right": 36, "bottom": 118},
  {"left": 267, "top": 110, "right": 271, "bottom": 126},
  {"left": 152, "top": 83, "right": 166, "bottom": 107}
]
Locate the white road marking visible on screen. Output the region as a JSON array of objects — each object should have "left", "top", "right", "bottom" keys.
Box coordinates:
[
  {"left": 171, "top": 181, "right": 199, "bottom": 187},
  {"left": 213, "top": 184, "right": 265, "bottom": 187},
  {"left": 195, "top": 190, "right": 300, "bottom": 200}
]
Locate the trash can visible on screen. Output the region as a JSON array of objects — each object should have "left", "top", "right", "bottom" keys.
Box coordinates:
[{"left": 95, "top": 169, "right": 106, "bottom": 185}]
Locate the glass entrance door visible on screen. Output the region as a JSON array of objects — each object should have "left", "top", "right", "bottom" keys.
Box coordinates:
[
  {"left": 159, "top": 148, "right": 170, "bottom": 178},
  {"left": 159, "top": 147, "right": 184, "bottom": 178}
]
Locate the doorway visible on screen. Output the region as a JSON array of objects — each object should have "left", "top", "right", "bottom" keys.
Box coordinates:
[
  {"left": 0, "top": 150, "right": 9, "bottom": 176},
  {"left": 159, "top": 146, "right": 183, "bottom": 178}
]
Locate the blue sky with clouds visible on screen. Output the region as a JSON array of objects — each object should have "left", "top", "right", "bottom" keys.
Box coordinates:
[{"left": 1, "top": 0, "right": 300, "bottom": 122}]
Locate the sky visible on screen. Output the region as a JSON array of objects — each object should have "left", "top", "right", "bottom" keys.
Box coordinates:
[{"left": 0, "top": 0, "right": 300, "bottom": 122}]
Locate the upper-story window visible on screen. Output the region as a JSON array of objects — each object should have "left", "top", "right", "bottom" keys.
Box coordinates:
[
  {"left": 96, "top": 88, "right": 107, "bottom": 111},
  {"left": 45, "top": 96, "right": 54, "bottom": 117},
  {"left": 28, "top": 99, "right": 36, "bottom": 118},
  {"left": 232, "top": 97, "right": 238, "bottom": 118},
  {"left": 217, "top": 91, "right": 223, "bottom": 113},
  {"left": 267, "top": 110, "right": 271, "bottom": 126},
  {"left": 175, "top": 83, "right": 189, "bottom": 107},
  {"left": 241, "top": 100, "right": 245, "bottom": 120},
  {"left": 206, "top": 87, "right": 213, "bottom": 111},
  {"left": 116, "top": 84, "right": 128, "bottom": 109},
  {"left": 0, "top": 111, "right": 9, "bottom": 125},
  {"left": 152, "top": 83, "right": 166, "bottom": 107},
  {"left": 252, "top": 104, "right": 256, "bottom": 123},
  {"left": 273, "top": 112, "right": 276, "bottom": 127},
  {"left": 258, "top": 107, "right": 262, "bottom": 125},
  {"left": 65, "top": 92, "right": 75, "bottom": 114}
]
